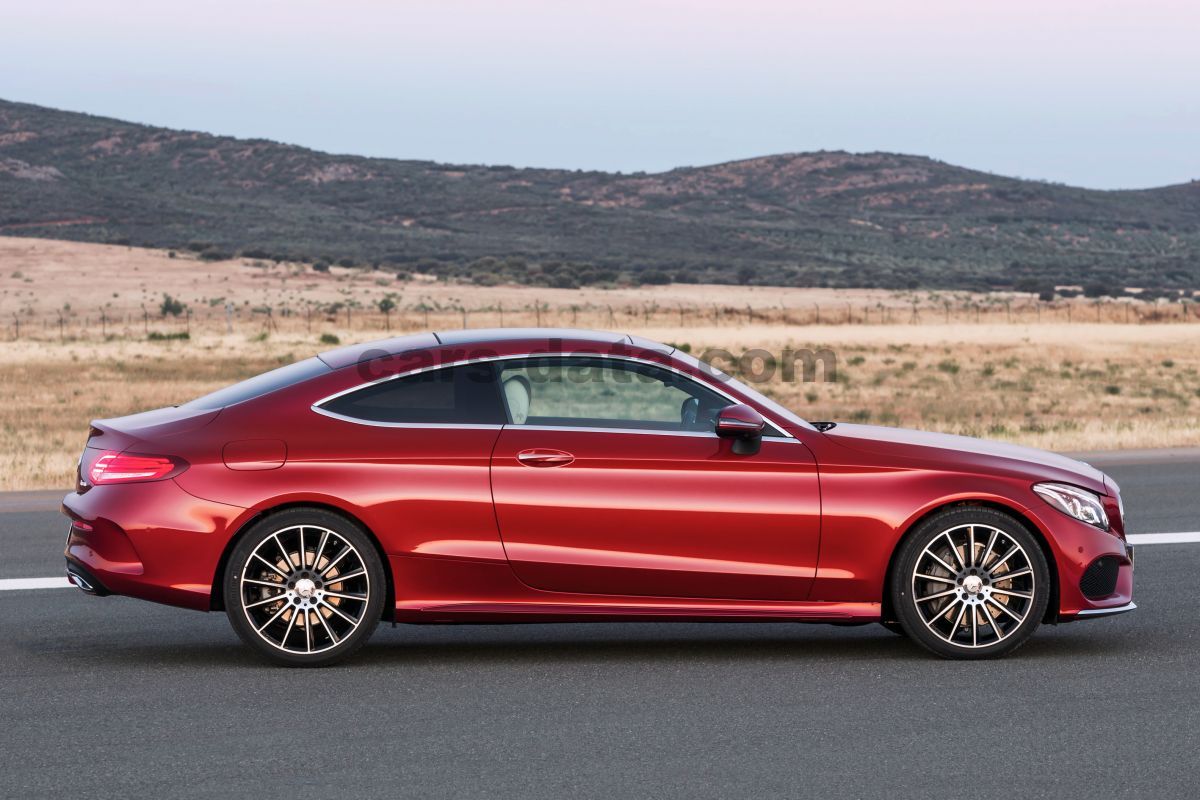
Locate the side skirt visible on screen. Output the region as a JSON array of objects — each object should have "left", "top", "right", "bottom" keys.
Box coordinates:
[{"left": 394, "top": 600, "right": 881, "bottom": 624}]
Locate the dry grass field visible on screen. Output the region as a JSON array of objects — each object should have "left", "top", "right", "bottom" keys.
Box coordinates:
[{"left": 2, "top": 237, "right": 1198, "bottom": 490}]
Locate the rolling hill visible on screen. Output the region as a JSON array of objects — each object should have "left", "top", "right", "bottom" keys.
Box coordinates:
[{"left": 1, "top": 98, "right": 1197, "bottom": 289}]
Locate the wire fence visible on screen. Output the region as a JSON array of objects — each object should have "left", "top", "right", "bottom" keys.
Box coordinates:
[{"left": 7, "top": 297, "right": 1199, "bottom": 342}]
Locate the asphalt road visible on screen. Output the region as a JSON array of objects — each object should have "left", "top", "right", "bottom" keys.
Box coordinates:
[{"left": 1, "top": 457, "right": 1197, "bottom": 799}]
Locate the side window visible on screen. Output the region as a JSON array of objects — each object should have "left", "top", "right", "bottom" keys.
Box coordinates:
[
  {"left": 185, "top": 357, "right": 330, "bottom": 410},
  {"left": 497, "top": 357, "right": 730, "bottom": 433},
  {"left": 320, "top": 362, "right": 504, "bottom": 425}
]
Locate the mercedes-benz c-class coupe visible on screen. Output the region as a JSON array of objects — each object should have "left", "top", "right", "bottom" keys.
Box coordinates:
[{"left": 62, "top": 329, "right": 1135, "bottom": 665}]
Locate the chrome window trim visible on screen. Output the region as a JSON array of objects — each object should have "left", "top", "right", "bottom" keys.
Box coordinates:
[
  {"left": 310, "top": 352, "right": 796, "bottom": 439},
  {"left": 506, "top": 424, "right": 721, "bottom": 439},
  {"left": 309, "top": 406, "right": 504, "bottom": 430}
]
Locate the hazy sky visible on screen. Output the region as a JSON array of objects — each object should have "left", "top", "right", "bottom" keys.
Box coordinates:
[{"left": 2, "top": 0, "right": 1196, "bottom": 189}]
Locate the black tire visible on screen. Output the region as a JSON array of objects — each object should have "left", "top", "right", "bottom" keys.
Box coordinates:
[
  {"left": 223, "top": 508, "right": 386, "bottom": 667},
  {"left": 891, "top": 506, "right": 1050, "bottom": 660},
  {"left": 879, "top": 621, "right": 906, "bottom": 636}
]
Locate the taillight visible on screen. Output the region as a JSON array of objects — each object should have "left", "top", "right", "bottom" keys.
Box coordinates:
[{"left": 87, "top": 451, "right": 186, "bottom": 485}]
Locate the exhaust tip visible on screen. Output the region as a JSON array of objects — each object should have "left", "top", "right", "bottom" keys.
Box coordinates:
[
  {"left": 67, "top": 569, "right": 95, "bottom": 593},
  {"left": 65, "top": 562, "right": 110, "bottom": 596}
]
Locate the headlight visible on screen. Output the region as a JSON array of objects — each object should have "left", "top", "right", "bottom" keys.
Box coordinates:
[{"left": 1033, "top": 482, "right": 1110, "bottom": 530}]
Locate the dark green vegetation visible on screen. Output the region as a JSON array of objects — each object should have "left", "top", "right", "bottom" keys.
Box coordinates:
[{"left": 2, "top": 98, "right": 1198, "bottom": 289}]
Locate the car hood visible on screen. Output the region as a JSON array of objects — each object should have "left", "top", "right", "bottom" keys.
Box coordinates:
[{"left": 821, "top": 423, "right": 1108, "bottom": 493}]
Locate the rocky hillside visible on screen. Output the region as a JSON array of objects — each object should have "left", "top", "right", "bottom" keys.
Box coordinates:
[{"left": 1, "top": 98, "right": 1197, "bottom": 289}]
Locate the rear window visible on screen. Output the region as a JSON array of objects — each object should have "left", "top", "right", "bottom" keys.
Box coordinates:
[
  {"left": 318, "top": 362, "right": 505, "bottom": 425},
  {"left": 184, "top": 357, "right": 330, "bottom": 410}
]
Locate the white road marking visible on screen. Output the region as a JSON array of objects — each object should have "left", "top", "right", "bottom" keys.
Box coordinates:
[
  {"left": 0, "top": 532, "right": 1196, "bottom": 592},
  {"left": 0, "top": 577, "right": 72, "bottom": 591},
  {"left": 1127, "top": 531, "right": 1200, "bottom": 545}
]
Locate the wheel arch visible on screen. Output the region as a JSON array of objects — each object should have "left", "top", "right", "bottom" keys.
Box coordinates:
[
  {"left": 209, "top": 501, "right": 395, "bottom": 621},
  {"left": 880, "top": 498, "right": 1060, "bottom": 625}
]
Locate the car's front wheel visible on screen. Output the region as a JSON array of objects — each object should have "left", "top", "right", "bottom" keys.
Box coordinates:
[
  {"left": 223, "top": 508, "right": 386, "bottom": 666},
  {"left": 891, "top": 507, "right": 1050, "bottom": 659}
]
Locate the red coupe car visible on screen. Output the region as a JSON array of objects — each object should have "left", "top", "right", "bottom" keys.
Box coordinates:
[{"left": 62, "top": 329, "right": 1135, "bottom": 665}]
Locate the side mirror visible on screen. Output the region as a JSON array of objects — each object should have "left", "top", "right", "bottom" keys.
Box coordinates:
[{"left": 715, "top": 404, "right": 765, "bottom": 455}]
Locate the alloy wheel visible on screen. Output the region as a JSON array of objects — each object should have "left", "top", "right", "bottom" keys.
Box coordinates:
[
  {"left": 238, "top": 524, "right": 372, "bottom": 656},
  {"left": 910, "top": 523, "right": 1037, "bottom": 650}
]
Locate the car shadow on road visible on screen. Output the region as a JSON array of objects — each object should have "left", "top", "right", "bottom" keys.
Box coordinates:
[{"left": 20, "top": 619, "right": 1146, "bottom": 670}]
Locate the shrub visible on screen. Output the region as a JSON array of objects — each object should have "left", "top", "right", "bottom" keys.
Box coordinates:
[
  {"left": 159, "top": 293, "right": 185, "bottom": 317},
  {"left": 147, "top": 331, "right": 189, "bottom": 341},
  {"left": 312, "top": 261, "right": 330, "bottom": 273},
  {"left": 319, "top": 333, "right": 340, "bottom": 345}
]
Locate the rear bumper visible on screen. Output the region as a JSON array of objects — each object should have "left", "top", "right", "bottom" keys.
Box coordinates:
[{"left": 61, "top": 480, "right": 245, "bottom": 611}]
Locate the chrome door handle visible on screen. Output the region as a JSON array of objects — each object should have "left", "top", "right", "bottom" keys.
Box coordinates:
[{"left": 517, "top": 449, "right": 575, "bottom": 467}]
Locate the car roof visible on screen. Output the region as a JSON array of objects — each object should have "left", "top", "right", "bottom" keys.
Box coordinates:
[{"left": 317, "top": 328, "right": 672, "bottom": 370}]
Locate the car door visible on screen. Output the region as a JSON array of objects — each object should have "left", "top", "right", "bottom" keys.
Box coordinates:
[
  {"left": 489, "top": 356, "right": 821, "bottom": 601},
  {"left": 307, "top": 360, "right": 508, "bottom": 560}
]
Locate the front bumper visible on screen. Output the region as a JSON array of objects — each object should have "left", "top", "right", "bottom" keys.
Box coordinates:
[
  {"left": 1073, "top": 601, "right": 1137, "bottom": 619},
  {"left": 1050, "top": 517, "right": 1135, "bottom": 621}
]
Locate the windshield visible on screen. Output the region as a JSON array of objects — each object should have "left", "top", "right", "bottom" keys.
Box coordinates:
[{"left": 183, "top": 357, "right": 331, "bottom": 410}]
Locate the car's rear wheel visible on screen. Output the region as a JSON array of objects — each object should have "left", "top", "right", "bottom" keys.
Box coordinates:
[
  {"left": 891, "top": 507, "right": 1050, "bottom": 659},
  {"left": 223, "top": 508, "right": 385, "bottom": 666}
]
